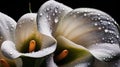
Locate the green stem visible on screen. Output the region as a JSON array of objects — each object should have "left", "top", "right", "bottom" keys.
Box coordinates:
[
  {"left": 21, "top": 57, "right": 46, "bottom": 67},
  {"left": 29, "top": 2, "right": 32, "bottom": 13}
]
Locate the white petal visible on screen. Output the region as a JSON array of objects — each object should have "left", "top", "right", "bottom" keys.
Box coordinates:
[
  {"left": 1, "top": 39, "right": 56, "bottom": 58},
  {"left": 55, "top": 36, "right": 92, "bottom": 66},
  {"left": 55, "top": 8, "right": 120, "bottom": 48},
  {"left": 1, "top": 40, "right": 21, "bottom": 59},
  {"left": 15, "top": 13, "right": 38, "bottom": 51},
  {"left": 0, "top": 12, "right": 17, "bottom": 66},
  {"left": 37, "top": 0, "right": 72, "bottom": 36},
  {"left": 0, "top": 12, "right": 16, "bottom": 44},
  {"left": 89, "top": 43, "right": 120, "bottom": 61}
]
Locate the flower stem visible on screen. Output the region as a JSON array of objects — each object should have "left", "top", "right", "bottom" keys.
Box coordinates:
[
  {"left": 21, "top": 57, "right": 46, "bottom": 67},
  {"left": 29, "top": 2, "right": 32, "bottom": 13}
]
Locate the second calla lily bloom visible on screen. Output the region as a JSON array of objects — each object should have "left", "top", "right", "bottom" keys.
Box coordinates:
[
  {"left": 1, "top": 0, "right": 120, "bottom": 67},
  {"left": 37, "top": 0, "right": 120, "bottom": 67}
]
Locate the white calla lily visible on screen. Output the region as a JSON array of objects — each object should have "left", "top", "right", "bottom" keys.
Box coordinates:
[
  {"left": 1, "top": 13, "right": 57, "bottom": 67},
  {"left": 0, "top": 12, "right": 19, "bottom": 67},
  {"left": 0, "top": 0, "right": 119, "bottom": 67},
  {"left": 38, "top": 1, "right": 120, "bottom": 67}
]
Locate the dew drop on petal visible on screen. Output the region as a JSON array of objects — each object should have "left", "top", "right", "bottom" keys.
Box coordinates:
[
  {"left": 9, "top": 50, "right": 13, "bottom": 55},
  {"left": 102, "top": 38, "right": 105, "bottom": 40},
  {"left": 98, "top": 27, "right": 102, "bottom": 30},
  {"left": 46, "top": 8, "right": 50, "bottom": 12},
  {"left": 39, "top": 13, "right": 43, "bottom": 16},
  {"left": 97, "top": 13, "right": 101, "bottom": 16},
  {"left": 30, "top": 18, "right": 34, "bottom": 21},
  {"left": 54, "top": 17, "right": 59, "bottom": 23},
  {"left": 94, "top": 23, "right": 98, "bottom": 26},
  {"left": 104, "top": 29, "right": 109, "bottom": 33},
  {"left": 62, "top": 8, "right": 65, "bottom": 11},
  {"left": 83, "top": 13, "right": 87, "bottom": 16},
  {"left": 54, "top": 8, "right": 58, "bottom": 13},
  {"left": 76, "top": 11, "right": 80, "bottom": 14},
  {"left": 52, "top": 13, "right": 55, "bottom": 16},
  {"left": 98, "top": 17, "right": 101, "bottom": 20},
  {"left": 46, "top": 15, "right": 49, "bottom": 18},
  {"left": 116, "top": 35, "right": 119, "bottom": 38}
]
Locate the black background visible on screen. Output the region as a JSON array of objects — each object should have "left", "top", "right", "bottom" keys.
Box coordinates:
[{"left": 0, "top": 0, "right": 118, "bottom": 24}]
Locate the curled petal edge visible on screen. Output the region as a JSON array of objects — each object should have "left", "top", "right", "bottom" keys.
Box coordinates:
[{"left": 1, "top": 40, "right": 57, "bottom": 59}]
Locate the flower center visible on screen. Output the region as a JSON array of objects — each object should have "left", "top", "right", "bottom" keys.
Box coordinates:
[
  {"left": 29, "top": 40, "right": 36, "bottom": 52},
  {"left": 55, "top": 49, "right": 69, "bottom": 62},
  {"left": 0, "top": 59, "right": 10, "bottom": 67}
]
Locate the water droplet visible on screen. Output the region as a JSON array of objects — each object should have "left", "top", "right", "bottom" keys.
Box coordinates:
[
  {"left": 54, "top": 9, "right": 58, "bottom": 13},
  {"left": 102, "top": 38, "right": 105, "bottom": 40},
  {"left": 39, "top": 13, "right": 43, "bottom": 16},
  {"left": 111, "top": 40, "right": 114, "bottom": 43},
  {"left": 106, "top": 18, "right": 109, "bottom": 20},
  {"left": 46, "top": 15, "right": 49, "bottom": 18},
  {"left": 54, "top": 17, "right": 59, "bottom": 23},
  {"left": 94, "top": 23, "right": 98, "bottom": 26},
  {"left": 98, "top": 27, "right": 102, "bottom": 30},
  {"left": 9, "top": 50, "right": 13, "bottom": 55},
  {"left": 100, "top": 20, "right": 103, "bottom": 22},
  {"left": 108, "top": 22, "right": 111, "bottom": 24},
  {"left": 76, "top": 12, "right": 80, "bottom": 14},
  {"left": 98, "top": 17, "right": 101, "bottom": 20},
  {"left": 10, "top": 52, "right": 13, "bottom": 55},
  {"left": 30, "top": 18, "right": 34, "bottom": 21},
  {"left": 52, "top": 13, "right": 55, "bottom": 16},
  {"left": 97, "top": 14, "right": 101, "bottom": 16},
  {"left": 103, "top": 58, "right": 106, "bottom": 60},
  {"left": 62, "top": 8, "right": 65, "bottom": 11},
  {"left": 104, "top": 29, "right": 108, "bottom": 33},
  {"left": 46, "top": 8, "right": 50, "bottom": 12},
  {"left": 83, "top": 13, "right": 87, "bottom": 16},
  {"left": 116, "top": 35, "right": 119, "bottom": 38}
]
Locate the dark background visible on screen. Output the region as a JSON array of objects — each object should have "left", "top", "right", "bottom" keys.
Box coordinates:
[{"left": 0, "top": 0, "right": 118, "bottom": 24}]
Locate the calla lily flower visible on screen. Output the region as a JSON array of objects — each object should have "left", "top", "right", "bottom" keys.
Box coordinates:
[
  {"left": 1, "top": 0, "right": 120, "bottom": 67},
  {"left": 0, "top": 12, "right": 21, "bottom": 67},
  {"left": 0, "top": 12, "right": 57, "bottom": 67},
  {"left": 37, "top": 0, "right": 120, "bottom": 67}
]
